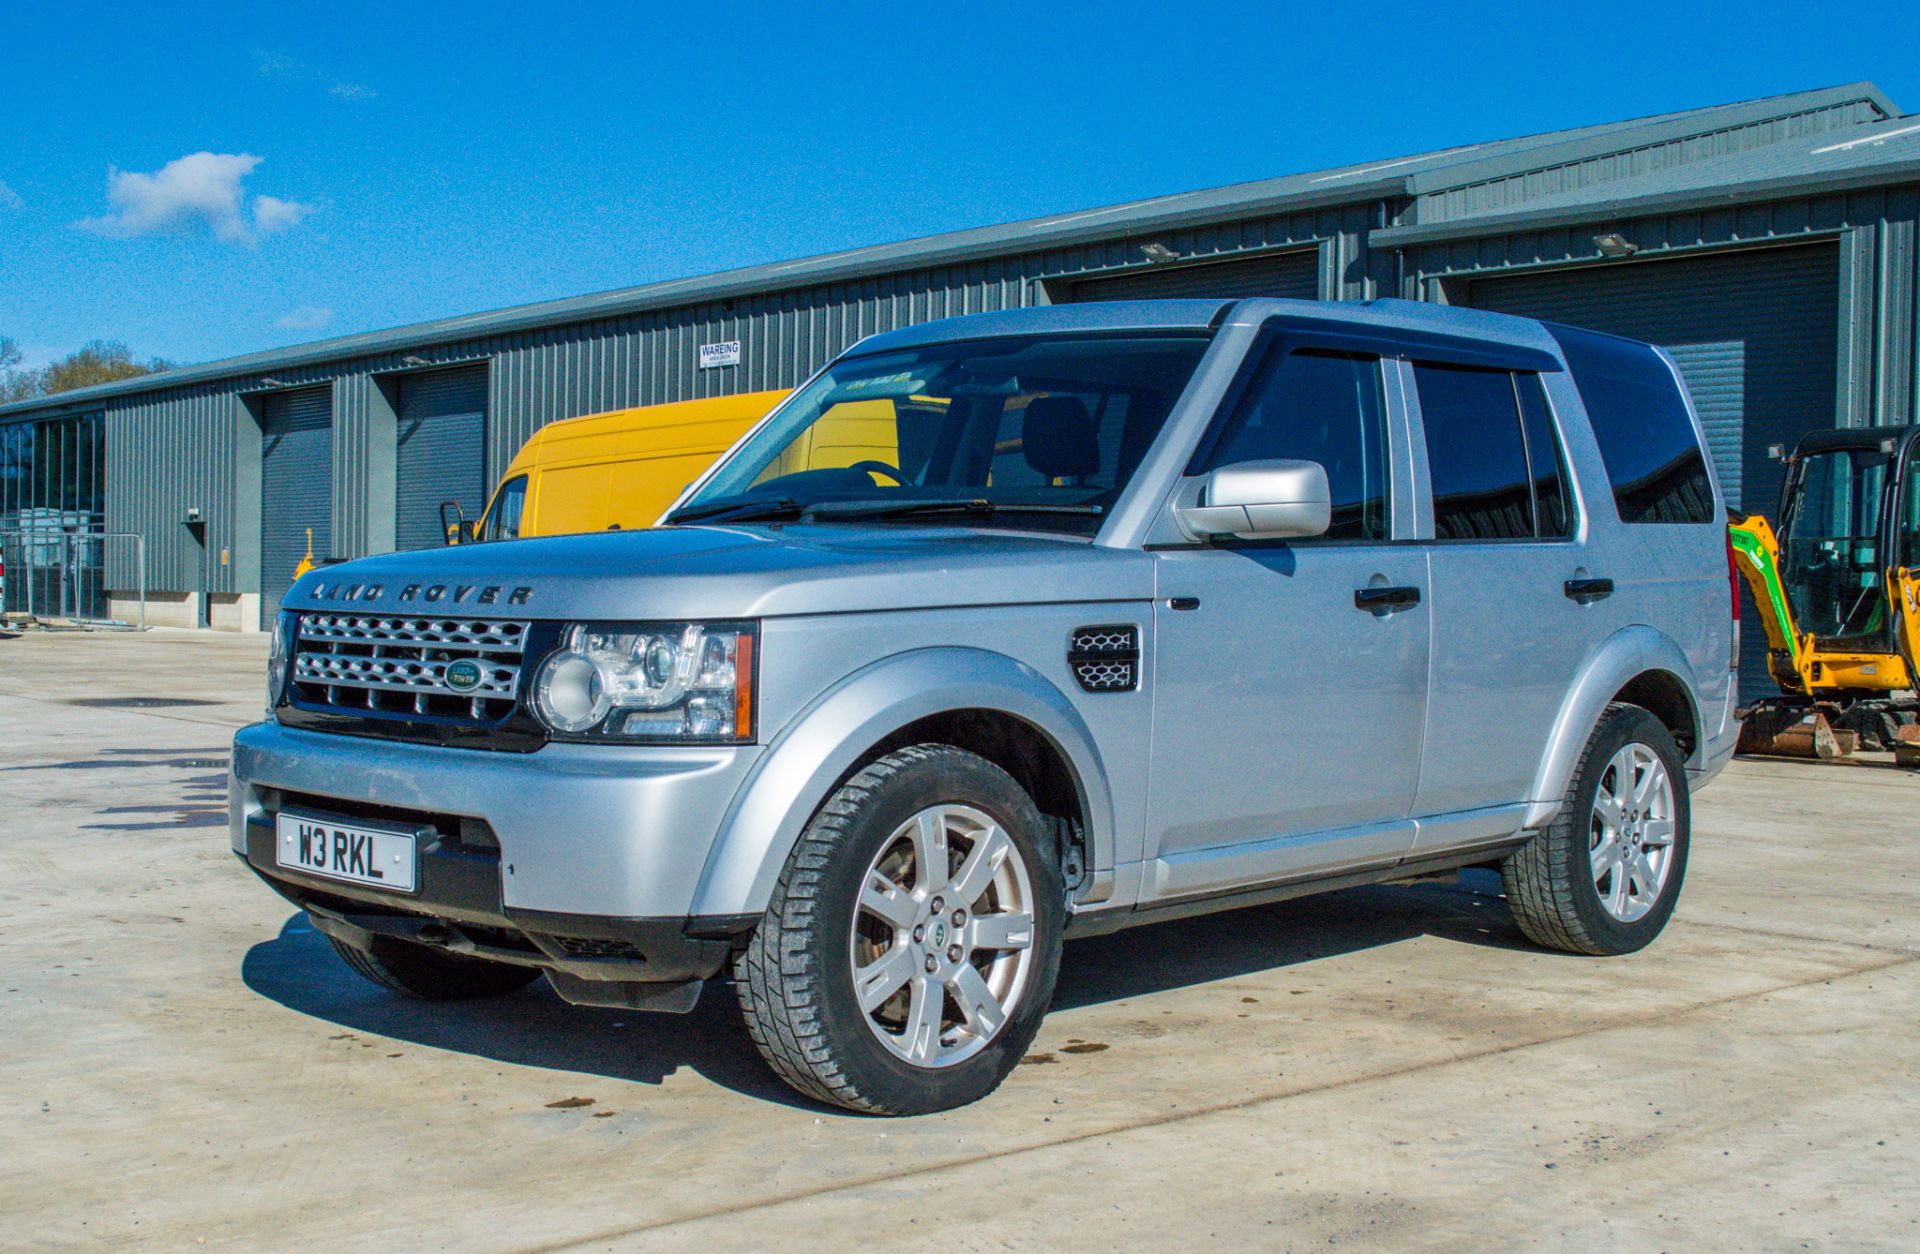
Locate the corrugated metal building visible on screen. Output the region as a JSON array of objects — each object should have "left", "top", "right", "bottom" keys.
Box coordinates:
[{"left": 3, "top": 82, "right": 1916, "bottom": 648}]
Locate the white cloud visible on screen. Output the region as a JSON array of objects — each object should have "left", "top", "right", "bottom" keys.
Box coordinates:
[
  {"left": 251, "top": 195, "right": 310, "bottom": 236},
  {"left": 257, "top": 48, "right": 376, "bottom": 101},
  {"left": 0, "top": 180, "right": 21, "bottom": 211},
  {"left": 76, "top": 152, "right": 314, "bottom": 245},
  {"left": 275, "top": 305, "right": 335, "bottom": 331}
]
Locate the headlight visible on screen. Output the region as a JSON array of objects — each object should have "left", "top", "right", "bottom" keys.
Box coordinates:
[
  {"left": 266, "top": 610, "right": 295, "bottom": 711},
  {"left": 532, "top": 621, "right": 755, "bottom": 743}
]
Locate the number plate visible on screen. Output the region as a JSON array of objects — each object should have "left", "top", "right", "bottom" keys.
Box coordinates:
[{"left": 275, "top": 811, "right": 419, "bottom": 893}]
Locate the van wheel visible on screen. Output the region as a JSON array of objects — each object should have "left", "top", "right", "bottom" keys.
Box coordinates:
[
  {"left": 328, "top": 934, "right": 540, "bottom": 1000},
  {"left": 733, "top": 744, "right": 1065, "bottom": 1115},
  {"left": 1502, "top": 703, "right": 1690, "bottom": 956}
]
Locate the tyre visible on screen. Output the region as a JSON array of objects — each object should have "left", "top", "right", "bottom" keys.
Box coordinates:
[
  {"left": 329, "top": 933, "right": 540, "bottom": 1000},
  {"left": 734, "top": 744, "right": 1066, "bottom": 1115},
  {"left": 1502, "top": 703, "right": 1690, "bottom": 956}
]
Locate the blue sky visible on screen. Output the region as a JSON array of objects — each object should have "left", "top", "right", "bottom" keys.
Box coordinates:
[{"left": 3, "top": 0, "right": 1917, "bottom": 370}]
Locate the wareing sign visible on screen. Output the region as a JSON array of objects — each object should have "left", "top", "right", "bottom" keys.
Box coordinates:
[{"left": 699, "top": 341, "right": 741, "bottom": 369}]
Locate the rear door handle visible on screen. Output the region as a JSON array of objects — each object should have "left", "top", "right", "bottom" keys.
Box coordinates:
[
  {"left": 1354, "top": 585, "right": 1421, "bottom": 612},
  {"left": 1564, "top": 577, "right": 1614, "bottom": 604}
]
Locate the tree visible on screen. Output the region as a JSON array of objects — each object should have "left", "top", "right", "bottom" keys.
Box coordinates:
[
  {"left": 0, "top": 337, "right": 176, "bottom": 402},
  {"left": 37, "top": 340, "right": 175, "bottom": 395},
  {"left": 0, "top": 336, "right": 35, "bottom": 404}
]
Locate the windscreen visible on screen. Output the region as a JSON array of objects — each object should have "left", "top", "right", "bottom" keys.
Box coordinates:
[
  {"left": 676, "top": 333, "right": 1213, "bottom": 534},
  {"left": 1782, "top": 448, "right": 1889, "bottom": 640}
]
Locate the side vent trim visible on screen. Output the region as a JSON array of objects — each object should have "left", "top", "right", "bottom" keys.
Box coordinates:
[{"left": 1068, "top": 624, "right": 1141, "bottom": 693}]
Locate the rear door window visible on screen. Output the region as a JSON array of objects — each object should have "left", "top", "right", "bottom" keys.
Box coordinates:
[
  {"left": 1415, "top": 363, "right": 1574, "bottom": 541},
  {"left": 1415, "top": 364, "right": 1534, "bottom": 540},
  {"left": 1547, "top": 324, "right": 1715, "bottom": 524},
  {"left": 1515, "top": 374, "right": 1573, "bottom": 539},
  {"left": 1193, "top": 348, "right": 1389, "bottom": 541}
]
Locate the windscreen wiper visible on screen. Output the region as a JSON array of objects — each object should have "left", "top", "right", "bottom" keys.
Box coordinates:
[
  {"left": 666, "top": 497, "right": 805, "bottom": 525},
  {"left": 803, "top": 499, "right": 1106, "bottom": 522}
]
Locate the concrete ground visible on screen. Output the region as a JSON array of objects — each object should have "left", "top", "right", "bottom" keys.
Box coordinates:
[{"left": 1, "top": 627, "right": 1914, "bottom": 1252}]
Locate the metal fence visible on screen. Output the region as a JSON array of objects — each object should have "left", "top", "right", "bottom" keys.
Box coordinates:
[{"left": 0, "top": 527, "right": 145, "bottom": 628}]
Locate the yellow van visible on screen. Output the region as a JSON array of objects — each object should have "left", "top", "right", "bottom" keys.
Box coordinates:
[{"left": 455, "top": 390, "right": 788, "bottom": 541}]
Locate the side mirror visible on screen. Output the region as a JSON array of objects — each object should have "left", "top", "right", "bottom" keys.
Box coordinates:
[
  {"left": 439, "top": 500, "right": 468, "bottom": 546},
  {"left": 1175, "top": 459, "right": 1332, "bottom": 541}
]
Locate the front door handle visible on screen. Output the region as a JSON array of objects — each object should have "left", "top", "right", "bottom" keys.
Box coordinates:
[
  {"left": 1565, "top": 577, "right": 1615, "bottom": 604},
  {"left": 1354, "top": 585, "right": 1421, "bottom": 613}
]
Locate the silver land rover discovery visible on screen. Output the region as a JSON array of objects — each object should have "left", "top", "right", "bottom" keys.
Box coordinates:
[{"left": 232, "top": 298, "right": 1738, "bottom": 1114}]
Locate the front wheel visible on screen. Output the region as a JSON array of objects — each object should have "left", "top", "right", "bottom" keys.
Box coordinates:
[
  {"left": 734, "top": 744, "right": 1065, "bottom": 1115},
  {"left": 1502, "top": 703, "right": 1691, "bottom": 955}
]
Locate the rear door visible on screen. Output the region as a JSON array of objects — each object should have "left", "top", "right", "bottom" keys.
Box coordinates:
[{"left": 1407, "top": 356, "right": 1610, "bottom": 838}]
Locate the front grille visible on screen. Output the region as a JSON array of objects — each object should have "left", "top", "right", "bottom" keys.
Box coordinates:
[
  {"left": 291, "top": 614, "right": 531, "bottom": 722},
  {"left": 1068, "top": 623, "right": 1141, "bottom": 692}
]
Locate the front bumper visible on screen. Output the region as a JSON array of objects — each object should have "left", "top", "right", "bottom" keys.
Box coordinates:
[
  {"left": 230, "top": 719, "right": 762, "bottom": 919},
  {"left": 237, "top": 831, "right": 749, "bottom": 994}
]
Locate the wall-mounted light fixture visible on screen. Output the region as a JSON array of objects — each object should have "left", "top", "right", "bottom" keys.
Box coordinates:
[
  {"left": 1592, "top": 232, "right": 1638, "bottom": 259},
  {"left": 401, "top": 355, "right": 430, "bottom": 367},
  {"left": 258, "top": 377, "right": 287, "bottom": 388},
  {"left": 1139, "top": 243, "right": 1179, "bottom": 264}
]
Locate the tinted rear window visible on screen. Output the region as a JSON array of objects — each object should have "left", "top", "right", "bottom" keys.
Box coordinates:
[{"left": 1548, "top": 324, "right": 1715, "bottom": 524}]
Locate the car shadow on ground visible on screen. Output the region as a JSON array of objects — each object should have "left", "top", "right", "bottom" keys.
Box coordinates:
[
  {"left": 241, "top": 871, "right": 1531, "bottom": 1110},
  {"left": 1053, "top": 870, "right": 1534, "bottom": 1011}
]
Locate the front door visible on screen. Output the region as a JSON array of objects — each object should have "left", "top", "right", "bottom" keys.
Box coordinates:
[{"left": 1143, "top": 342, "right": 1428, "bottom": 903}]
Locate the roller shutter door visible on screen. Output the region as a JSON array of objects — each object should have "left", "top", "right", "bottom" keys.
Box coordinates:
[
  {"left": 1467, "top": 243, "right": 1840, "bottom": 696},
  {"left": 260, "top": 386, "right": 333, "bottom": 626},
  {"left": 1068, "top": 249, "right": 1319, "bottom": 302},
  {"left": 395, "top": 365, "right": 488, "bottom": 551}
]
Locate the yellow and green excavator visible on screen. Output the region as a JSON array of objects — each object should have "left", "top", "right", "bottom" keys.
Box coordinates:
[{"left": 1729, "top": 425, "right": 1920, "bottom": 758}]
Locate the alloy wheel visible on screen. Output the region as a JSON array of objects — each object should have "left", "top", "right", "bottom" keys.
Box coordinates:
[
  {"left": 1588, "top": 742, "right": 1677, "bottom": 923},
  {"left": 847, "top": 803, "right": 1038, "bottom": 1068}
]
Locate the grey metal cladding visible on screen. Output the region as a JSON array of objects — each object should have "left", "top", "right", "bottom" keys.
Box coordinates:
[
  {"left": 1415, "top": 92, "right": 1894, "bottom": 222},
  {"left": 1064, "top": 248, "right": 1319, "bottom": 301},
  {"left": 104, "top": 385, "right": 241, "bottom": 594}
]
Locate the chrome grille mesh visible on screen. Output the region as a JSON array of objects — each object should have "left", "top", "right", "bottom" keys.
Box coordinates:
[
  {"left": 1068, "top": 623, "right": 1141, "bottom": 693},
  {"left": 290, "top": 615, "right": 531, "bottom": 721}
]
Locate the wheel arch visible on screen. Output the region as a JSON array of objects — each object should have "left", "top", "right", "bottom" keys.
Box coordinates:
[
  {"left": 691, "top": 647, "right": 1113, "bottom": 919},
  {"left": 1526, "top": 626, "right": 1704, "bottom": 829}
]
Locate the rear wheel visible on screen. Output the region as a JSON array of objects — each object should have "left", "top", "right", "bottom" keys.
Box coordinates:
[
  {"left": 734, "top": 744, "right": 1065, "bottom": 1115},
  {"left": 329, "top": 933, "right": 540, "bottom": 1000},
  {"left": 1502, "top": 704, "right": 1690, "bottom": 955}
]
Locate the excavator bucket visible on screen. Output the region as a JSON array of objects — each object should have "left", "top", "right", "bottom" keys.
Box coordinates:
[{"left": 1737, "top": 707, "right": 1851, "bottom": 759}]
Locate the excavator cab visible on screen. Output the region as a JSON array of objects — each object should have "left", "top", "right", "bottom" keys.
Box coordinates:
[
  {"left": 1731, "top": 425, "right": 1920, "bottom": 756},
  {"left": 1778, "top": 434, "right": 1897, "bottom": 648}
]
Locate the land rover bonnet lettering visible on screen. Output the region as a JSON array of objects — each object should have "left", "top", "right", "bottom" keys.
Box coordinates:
[{"left": 305, "top": 582, "right": 533, "bottom": 606}]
